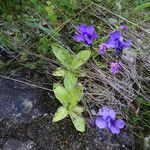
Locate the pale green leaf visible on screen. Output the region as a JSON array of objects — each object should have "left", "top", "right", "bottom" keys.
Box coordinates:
[
  {"left": 71, "top": 50, "right": 91, "bottom": 69},
  {"left": 52, "top": 67, "right": 66, "bottom": 77},
  {"left": 52, "top": 44, "right": 72, "bottom": 68},
  {"left": 53, "top": 106, "right": 69, "bottom": 122},
  {"left": 70, "top": 112, "right": 85, "bottom": 132},
  {"left": 53, "top": 83, "right": 69, "bottom": 107},
  {"left": 64, "top": 72, "right": 78, "bottom": 89},
  {"left": 74, "top": 105, "right": 84, "bottom": 114},
  {"left": 68, "top": 83, "right": 84, "bottom": 109}
]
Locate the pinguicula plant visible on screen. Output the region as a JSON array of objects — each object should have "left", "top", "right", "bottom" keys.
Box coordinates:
[
  {"left": 52, "top": 23, "right": 129, "bottom": 134},
  {"left": 52, "top": 43, "right": 91, "bottom": 132},
  {"left": 53, "top": 82, "right": 85, "bottom": 132},
  {"left": 52, "top": 43, "right": 91, "bottom": 87}
]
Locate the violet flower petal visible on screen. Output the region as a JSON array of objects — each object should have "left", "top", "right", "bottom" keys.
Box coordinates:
[
  {"left": 107, "top": 118, "right": 120, "bottom": 134},
  {"left": 74, "top": 34, "right": 84, "bottom": 42},
  {"left": 120, "top": 25, "right": 128, "bottom": 30},
  {"left": 95, "top": 117, "right": 107, "bottom": 129},
  {"left": 98, "top": 107, "right": 109, "bottom": 117},
  {"left": 109, "top": 30, "right": 123, "bottom": 41},
  {"left": 99, "top": 107, "right": 116, "bottom": 120},
  {"left": 86, "top": 25, "right": 95, "bottom": 35},
  {"left": 99, "top": 43, "right": 108, "bottom": 55},
  {"left": 84, "top": 35, "right": 93, "bottom": 45},
  {"left": 109, "top": 110, "right": 116, "bottom": 120},
  {"left": 115, "top": 119, "right": 125, "bottom": 129},
  {"left": 105, "top": 38, "right": 116, "bottom": 48},
  {"left": 110, "top": 62, "right": 120, "bottom": 74},
  {"left": 110, "top": 126, "right": 120, "bottom": 134},
  {"left": 77, "top": 24, "right": 87, "bottom": 33}
]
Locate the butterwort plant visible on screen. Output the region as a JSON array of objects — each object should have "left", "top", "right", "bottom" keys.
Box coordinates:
[
  {"left": 52, "top": 43, "right": 91, "bottom": 132},
  {"left": 53, "top": 82, "right": 85, "bottom": 132},
  {"left": 52, "top": 43, "right": 91, "bottom": 82},
  {"left": 51, "top": 23, "right": 128, "bottom": 132}
]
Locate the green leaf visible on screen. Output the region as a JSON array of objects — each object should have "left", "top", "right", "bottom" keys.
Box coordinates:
[
  {"left": 70, "top": 112, "right": 85, "bottom": 132},
  {"left": 64, "top": 72, "right": 78, "bottom": 89},
  {"left": 53, "top": 83, "right": 69, "bottom": 107},
  {"left": 99, "top": 35, "right": 109, "bottom": 43},
  {"left": 68, "top": 83, "right": 84, "bottom": 109},
  {"left": 52, "top": 44, "right": 72, "bottom": 68},
  {"left": 53, "top": 106, "right": 69, "bottom": 122},
  {"left": 74, "top": 105, "right": 84, "bottom": 114},
  {"left": 45, "top": 1, "right": 57, "bottom": 24},
  {"left": 132, "top": 3, "right": 150, "bottom": 14},
  {"left": 52, "top": 67, "right": 66, "bottom": 77},
  {"left": 71, "top": 50, "right": 91, "bottom": 69},
  {"left": 70, "top": 0, "right": 78, "bottom": 9}
]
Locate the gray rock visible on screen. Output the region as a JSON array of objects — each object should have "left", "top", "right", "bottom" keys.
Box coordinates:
[
  {"left": 0, "top": 77, "right": 43, "bottom": 123},
  {"left": 2, "top": 139, "right": 35, "bottom": 150}
]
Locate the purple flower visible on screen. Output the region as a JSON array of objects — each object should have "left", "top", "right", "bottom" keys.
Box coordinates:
[
  {"left": 95, "top": 107, "right": 116, "bottom": 129},
  {"left": 98, "top": 30, "right": 131, "bottom": 58},
  {"left": 106, "top": 30, "right": 131, "bottom": 57},
  {"left": 110, "top": 62, "right": 120, "bottom": 74},
  {"left": 120, "top": 25, "right": 128, "bottom": 30},
  {"left": 95, "top": 107, "right": 125, "bottom": 134},
  {"left": 95, "top": 117, "right": 107, "bottom": 129},
  {"left": 99, "top": 43, "right": 107, "bottom": 55},
  {"left": 74, "top": 24, "right": 98, "bottom": 46}
]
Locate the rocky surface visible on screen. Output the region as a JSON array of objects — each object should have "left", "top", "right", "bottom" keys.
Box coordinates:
[
  {"left": 2, "top": 139, "right": 35, "bottom": 150},
  {"left": 0, "top": 75, "right": 143, "bottom": 150},
  {"left": 0, "top": 77, "right": 43, "bottom": 123}
]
